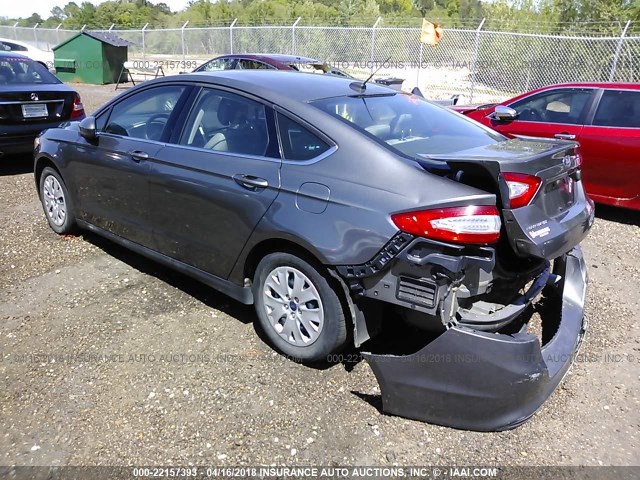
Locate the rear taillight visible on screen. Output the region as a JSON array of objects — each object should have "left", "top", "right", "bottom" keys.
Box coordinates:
[
  {"left": 391, "top": 205, "right": 501, "bottom": 244},
  {"left": 503, "top": 172, "right": 542, "bottom": 209},
  {"left": 71, "top": 94, "right": 84, "bottom": 119}
]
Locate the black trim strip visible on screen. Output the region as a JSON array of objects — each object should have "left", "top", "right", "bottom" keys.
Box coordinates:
[{"left": 77, "top": 220, "right": 253, "bottom": 305}]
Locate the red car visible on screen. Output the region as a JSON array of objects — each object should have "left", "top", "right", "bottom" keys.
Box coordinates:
[{"left": 453, "top": 83, "right": 640, "bottom": 210}]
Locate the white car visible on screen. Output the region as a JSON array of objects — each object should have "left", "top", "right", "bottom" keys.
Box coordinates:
[{"left": 0, "top": 38, "right": 54, "bottom": 70}]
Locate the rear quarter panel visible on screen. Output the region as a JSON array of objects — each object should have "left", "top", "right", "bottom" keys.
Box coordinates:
[{"left": 230, "top": 110, "right": 496, "bottom": 283}]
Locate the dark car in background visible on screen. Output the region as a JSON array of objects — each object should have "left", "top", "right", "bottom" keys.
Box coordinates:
[
  {"left": 0, "top": 51, "right": 84, "bottom": 158},
  {"left": 453, "top": 83, "right": 640, "bottom": 210},
  {"left": 34, "top": 71, "right": 593, "bottom": 431},
  {"left": 193, "top": 53, "right": 352, "bottom": 77}
]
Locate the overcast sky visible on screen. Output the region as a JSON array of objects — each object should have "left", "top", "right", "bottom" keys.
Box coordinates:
[{"left": 2, "top": 0, "right": 192, "bottom": 20}]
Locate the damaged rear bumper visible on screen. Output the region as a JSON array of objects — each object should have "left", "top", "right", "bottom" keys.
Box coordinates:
[{"left": 362, "top": 246, "right": 588, "bottom": 432}]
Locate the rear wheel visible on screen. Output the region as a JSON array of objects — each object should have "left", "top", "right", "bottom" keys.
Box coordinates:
[
  {"left": 253, "top": 253, "right": 347, "bottom": 362},
  {"left": 39, "top": 167, "right": 76, "bottom": 234}
]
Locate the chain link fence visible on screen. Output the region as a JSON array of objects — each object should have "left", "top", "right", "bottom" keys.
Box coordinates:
[{"left": 1, "top": 21, "right": 638, "bottom": 103}]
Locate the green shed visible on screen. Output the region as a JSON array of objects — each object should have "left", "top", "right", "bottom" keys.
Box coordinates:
[{"left": 53, "top": 31, "right": 130, "bottom": 84}]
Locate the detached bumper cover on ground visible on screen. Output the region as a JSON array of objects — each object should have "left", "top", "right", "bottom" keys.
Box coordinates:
[{"left": 363, "top": 246, "right": 588, "bottom": 432}]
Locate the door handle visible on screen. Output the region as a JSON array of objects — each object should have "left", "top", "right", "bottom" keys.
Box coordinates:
[
  {"left": 554, "top": 133, "right": 576, "bottom": 140},
  {"left": 233, "top": 174, "right": 269, "bottom": 190},
  {"left": 129, "top": 150, "right": 149, "bottom": 162}
]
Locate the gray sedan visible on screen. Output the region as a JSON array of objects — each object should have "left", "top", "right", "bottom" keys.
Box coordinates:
[{"left": 34, "top": 71, "right": 594, "bottom": 431}]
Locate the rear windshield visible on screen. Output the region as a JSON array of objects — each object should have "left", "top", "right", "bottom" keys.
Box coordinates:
[
  {"left": 0, "top": 57, "right": 59, "bottom": 85},
  {"left": 312, "top": 93, "right": 504, "bottom": 158}
]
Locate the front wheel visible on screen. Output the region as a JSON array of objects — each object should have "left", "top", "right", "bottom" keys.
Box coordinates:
[
  {"left": 253, "top": 253, "right": 347, "bottom": 362},
  {"left": 39, "top": 166, "right": 76, "bottom": 234}
]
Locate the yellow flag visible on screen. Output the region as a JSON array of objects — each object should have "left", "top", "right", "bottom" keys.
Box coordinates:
[{"left": 420, "top": 19, "right": 443, "bottom": 46}]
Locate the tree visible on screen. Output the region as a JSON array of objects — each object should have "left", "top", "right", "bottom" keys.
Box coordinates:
[
  {"left": 50, "top": 6, "right": 67, "bottom": 20},
  {"left": 19, "top": 13, "right": 44, "bottom": 26},
  {"left": 5, "top": 0, "right": 632, "bottom": 33},
  {"left": 377, "top": 0, "right": 414, "bottom": 15},
  {"left": 630, "top": 0, "right": 640, "bottom": 20}
]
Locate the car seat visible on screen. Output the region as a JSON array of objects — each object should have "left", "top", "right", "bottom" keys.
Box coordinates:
[
  {"left": 545, "top": 97, "right": 571, "bottom": 123},
  {"left": 185, "top": 94, "right": 222, "bottom": 147},
  {"left": 204, "top": 97, "right": 248, "bottom": 151},
  {"left": 391, "top": 114, "right": 414, "bottom": 139}
]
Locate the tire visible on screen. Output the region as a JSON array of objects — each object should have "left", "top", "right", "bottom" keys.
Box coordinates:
[
  {"left": 253, "top": 253, "right": 347, "bottom": 362},
  {"left": 39, "top": 166, "right": 76, "bottom": 234}
]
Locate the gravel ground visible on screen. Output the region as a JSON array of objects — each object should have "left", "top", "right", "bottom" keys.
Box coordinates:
[{"left": 0, "top": 84, "right": 639, "bottom": 468}]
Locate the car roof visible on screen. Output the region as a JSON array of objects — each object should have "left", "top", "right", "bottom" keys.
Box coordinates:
[
  {"left": 489, "top": 81, "right": 640, "bottom": 107},
  {"left": 0, "top": 38, "right": 31, "bottom": 47},
  {"left": 178, "top": 70, "right": 394, "bottom": 103},
  {"left": 0, "top": 50, "right": 30, "bottom": 59},
  {"left": 532, "top": 82, "right": 640, "bottom": 90},
  {"left": 217, "top": 53, "right": 322, "bottom": 66}
]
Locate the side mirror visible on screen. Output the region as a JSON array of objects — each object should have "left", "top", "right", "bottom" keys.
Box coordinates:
[
  {"left": 79, "top": 116, "right": 97, "bottom": 141},
  {"left": 494, "top": 105, "right": 518, "bottom": 122}
]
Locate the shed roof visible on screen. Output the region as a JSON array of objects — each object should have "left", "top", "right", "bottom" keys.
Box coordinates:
[
  {"left": 83, "top": 30, "right": 131, "bottom": 47},
  {"left": 53, "top": 30, "right": 130, "bottom": 50}
]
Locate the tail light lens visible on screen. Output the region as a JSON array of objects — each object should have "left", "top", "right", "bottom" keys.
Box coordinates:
[
  {"left": 503, "top": 172, "right": 541, "bottom": 209},
  {"left": 391, "top": 205, "right": 501, "bottom": 244},
  {"left": 70, "top": 94, "right": 84, "bottom": 119}
]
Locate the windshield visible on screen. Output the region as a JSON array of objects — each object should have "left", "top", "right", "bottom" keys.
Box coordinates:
[
  {"left": 312, "top": 93, "right": 505, "bottom": 158},
  {"left": 0, "top": 56, "right": 59, "bottom": 85}
]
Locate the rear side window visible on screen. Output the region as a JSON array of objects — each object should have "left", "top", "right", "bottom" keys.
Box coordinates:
[
  {"left": 277, "top": 113, "right": 331, "bottom": 161},
  {"left": 179, "top": 88, "right": 273, "bottom": 157},
  {"left": 509, "top": 88, "right": 593, "bottom": 125},
  {"left": 592, "top": 90, "right": 640, "bottom": 128}
]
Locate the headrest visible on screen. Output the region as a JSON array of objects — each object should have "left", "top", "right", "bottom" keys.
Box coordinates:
[{"left": 218, "top": 97, "right": 248, "bottom": 126}]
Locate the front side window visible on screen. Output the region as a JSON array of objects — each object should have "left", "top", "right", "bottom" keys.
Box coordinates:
[
  {"left": 592, "top": 90, "right": 640, "bottom": 128},
  {"left": 179, "top": 88, "right": 271, "bottom": 156},
  {"left": 103, "top": 85, "right": 185, "bottom": 140},
  {"left": 312, "top": 93, "right": 504, "bottom": 159},
  {"left": 277, "top": 113, "right": 331, "bottom": 161},
  {"left": 509, "top": 88, "right": 593, "bottom": 125}
]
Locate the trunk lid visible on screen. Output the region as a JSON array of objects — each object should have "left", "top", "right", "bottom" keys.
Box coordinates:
[
  {"left": 0, "top": 84, "right": 76, "bottom": 125},
  {"left": 417, "top": 138, "right": 594, "bottom": 260},
  {"left": 450, "top": 103, "right": 496, "bottom": 115}
]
